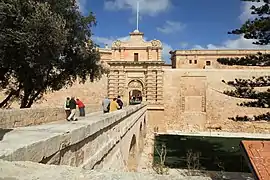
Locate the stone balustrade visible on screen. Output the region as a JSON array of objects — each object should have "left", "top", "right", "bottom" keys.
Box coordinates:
[
  {"left": 0, "top": 104, "right": 147, "bottom": 171},
  {"left": 0, "top": 104, "right": 102, "bottom": 128}
]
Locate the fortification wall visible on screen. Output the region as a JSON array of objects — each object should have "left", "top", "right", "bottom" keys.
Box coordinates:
[
  {"left": 163, "top": 69, "right": 270, "bottom": 133},
  {"left": 0, "top": 75, "right": 108, "bottom": 108},
  {"left": 0, "top": 104, "right": 101, "bottom": 128}
]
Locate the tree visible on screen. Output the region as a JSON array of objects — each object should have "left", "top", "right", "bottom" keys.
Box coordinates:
[
  {"left": 217, "top": 0, "right": 270, "bottom": 121},
  {"left": 0, "top": 0, "right": 103, "bottom": 108}
]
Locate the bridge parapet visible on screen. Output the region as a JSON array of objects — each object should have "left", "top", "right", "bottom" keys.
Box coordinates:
[{"left": 0, "top": 104, "right": 147, "bottom": 171}]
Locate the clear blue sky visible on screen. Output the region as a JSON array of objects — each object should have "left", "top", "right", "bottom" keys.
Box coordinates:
[{"left": 77, "top": 0, "right": 268, "bottom": 62}]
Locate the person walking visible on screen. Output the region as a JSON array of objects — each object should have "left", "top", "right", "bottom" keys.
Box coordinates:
[
  {"left": 76, "top": 98, "right": 85, "bottom": 117},
  {"left": 64, "top": 97, "right": 71, "bottom": 120},
  {"left": 117, "top": 95, "right": 123, "bottom": 109},
  {"left": 110, "top": 98, "right": 119, "bottom": 112},
  {"left": 102, "top": 96, "right": 110, "bottom": 113},
  {"left": 67, "top": 96, "right": 78, "bottom": 121}
]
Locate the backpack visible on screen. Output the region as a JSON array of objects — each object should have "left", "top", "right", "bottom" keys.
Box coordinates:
[
  {"left": 66, "top": 100, "right": 70, "bottom": 108},
  {"left": 117, "top": 99, "right": 123, "bottom": 108}
]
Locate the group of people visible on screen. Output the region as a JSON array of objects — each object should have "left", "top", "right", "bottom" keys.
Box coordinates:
[
  {"left": 102, "top": 96, "right": 123, "bottom": 113},
  {"left": 64, "top": 97, "right": 85, "bottom": 121},
  {"left": 64, "top": 95, "right": 124, "bottom": 121}
]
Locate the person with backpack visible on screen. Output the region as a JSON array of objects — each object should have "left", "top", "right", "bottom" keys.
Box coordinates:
[{"left": 117, "top": 95, "right": 123, "bottom": 109}]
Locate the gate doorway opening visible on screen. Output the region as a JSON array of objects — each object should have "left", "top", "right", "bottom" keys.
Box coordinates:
[{"left": 129, "top": 90, "right": 142, "bottom": 105}]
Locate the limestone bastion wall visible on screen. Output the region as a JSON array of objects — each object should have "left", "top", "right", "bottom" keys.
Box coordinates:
[
  {"left": 163, "top": 69, "right": 270, "bottom": 133},
  {"left": 0, "top": 75, "right": 108, "bottom": 109}
]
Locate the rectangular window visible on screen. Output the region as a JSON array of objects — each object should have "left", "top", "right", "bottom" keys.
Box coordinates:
[
  {"left": 134, "top": 53, "right": 139, "bottom": 62},
  {"left": 189, "top": 60, "right": 192, "bottom": 64},
  {"left": 206, "top": 61, "right": 211, "bottom": 66},
  {"left": 194, "top": 60, "right": 197, "bottom": 64}
]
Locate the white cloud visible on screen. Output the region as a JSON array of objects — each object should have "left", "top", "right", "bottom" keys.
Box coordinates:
[
  {"left": 77, "top": 0, "right": 88, "bottom": 14},
  {"left": 193, "top": 2, "right": 270, "bottom": 50},
  {"left": 192, "top": 35, "right": 270, "bottom": 50},
  {"left": 104, "top": 0, "right": 171, "bottom": 16},
  {"left": 93, "top": 36, "right": 130, "bottom": 47},
  {"left": 157, "top": 20, "right": 186, "bottom": 34},
  {"left": 180, "top": 42, "right": 188, "bottom": 48},
  {"left": 162, "top": 43, "right": 173, "bottom": 63},
  {"left": 239, "top": 1, "right": 264, "bottom": 23}
]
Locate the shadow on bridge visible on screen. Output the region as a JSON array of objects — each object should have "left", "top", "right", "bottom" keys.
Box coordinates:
[{"left": 0, "top": 128, "right": 13, "bottom": 141}]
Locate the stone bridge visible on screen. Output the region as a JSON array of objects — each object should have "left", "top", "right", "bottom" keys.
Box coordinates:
[{"left": 0, "top": 104, "right": 147, "bottom": 173}]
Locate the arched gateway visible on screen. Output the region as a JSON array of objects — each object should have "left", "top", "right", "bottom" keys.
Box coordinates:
[
  {"left": 128, "top": 80, "right": 143, "bottom": 104},
  {"left": 107, "top": 29, "right": 164, "bottom": 106}
]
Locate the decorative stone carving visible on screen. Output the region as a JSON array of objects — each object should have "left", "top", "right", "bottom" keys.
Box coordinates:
[
  {"left": 151, "top": 40, "right": 161, "bottom": 47},
  {"left": 113, "top": 40, "right": 121, "bottom": 47},
  {"left": 128, "top": 80, "right": 142, "bottom": 89}
]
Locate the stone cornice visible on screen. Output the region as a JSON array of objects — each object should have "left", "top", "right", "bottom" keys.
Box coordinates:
[
  {"left": 108, "top": 61, "right": 165, "bottom": 66},
  {"left": 173, "top": 49, "right": 270, "bottom": 56},
  {"left": 111, "top": 47, "right": 162, "bottom": 50}
]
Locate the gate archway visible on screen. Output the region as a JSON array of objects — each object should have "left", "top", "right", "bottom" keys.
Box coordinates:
[{"left": 128, "top": 80, "right": 144, "bottom": 105}]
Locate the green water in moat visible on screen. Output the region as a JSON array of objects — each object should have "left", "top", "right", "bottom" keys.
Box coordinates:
[{"left": 153, "top": 135, "right": 270, "bottom": 173}]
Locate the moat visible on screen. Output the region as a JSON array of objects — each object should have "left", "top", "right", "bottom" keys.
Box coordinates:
[{"left": 153, "top": 134, "right": 270, "bottom": 173}]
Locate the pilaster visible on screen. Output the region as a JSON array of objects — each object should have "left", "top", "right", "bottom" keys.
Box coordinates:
[
  {"left": 120, "top": 49, "right": 124, "bottom": 60},
  {"left": 157, "top": 50, "right": 162, "bottom": 61},
  {"left": 148, "top": 48, "right": 152, "bottom": 60},
  {"left": 146, "top": 70, "right": 157, "bottom": 104}
]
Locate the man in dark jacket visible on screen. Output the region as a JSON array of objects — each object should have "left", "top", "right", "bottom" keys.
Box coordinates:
[
  {"left": 116, "top": 95, "right": 123, "bottom": 109},
  {"left": 67, "top": 96, "right": 78, "bottom": 121}
]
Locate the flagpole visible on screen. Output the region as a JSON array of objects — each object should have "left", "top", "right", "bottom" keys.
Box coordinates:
[{"left": 136, "top": 1, "right": 139, "bottom": 31}]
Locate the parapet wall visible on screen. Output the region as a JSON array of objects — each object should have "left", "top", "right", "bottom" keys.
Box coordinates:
[
  {"left": 163, "top": 69, "right": 270, "bottom": 133},
  {"left": 0, "top": 104, "right": 101, "bottom": 128},
  {"left": 0, "top": 104, "right": 147, "bottom": 171}
]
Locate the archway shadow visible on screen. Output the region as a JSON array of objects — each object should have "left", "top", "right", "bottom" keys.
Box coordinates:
[
  {"left": 0, "top": 128, "right": 13, "bottom": 141},
  {"left": 127, "top": 134, "right": 137, "bottom": 171}
]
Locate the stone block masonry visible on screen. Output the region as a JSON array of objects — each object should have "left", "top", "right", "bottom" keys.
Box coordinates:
[
  {"left": 162, "top": 69, "right": 270, "bottom": 133},
  {"left": 0, "top": 104, "right": 147, "bottom": 171},
  {"left": 0, "top": 104, "right": 101, "bottom": 128}
]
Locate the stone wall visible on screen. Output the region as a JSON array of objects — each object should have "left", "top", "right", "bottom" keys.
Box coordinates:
[
  {"left": 162, "top": 69, "right": 270, "bottom": 133},
  {"left": 0, "top": 75, "right": 108, "bottom": 108},
  {"left": 0, "top": 104, "right": 102, "bottom": 128},
  {"left": 171, "top": 49, "right": 270, "bottom": 69},
  {"left": 0, "top": 104, "right": 147, "bottom": 171}
]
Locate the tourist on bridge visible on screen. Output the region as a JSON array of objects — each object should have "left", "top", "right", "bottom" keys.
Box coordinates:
[
  {"left": 67, "top": 96, "right": 78, "bottom": 121},
  {"left": 64, "top": 97, "right": 71, "bottom": 119},
  {"left": 110, "top": 98, "right": 119, "bottom": 112},
  {"left": 117, "top": 95, "right": 123, "bottom": 109},
  {"left": 76, "top": 98, "right": 85, "bottom": 117},
  {"left": 102, "top": 96, "right": 110, "bottom": 113}
]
